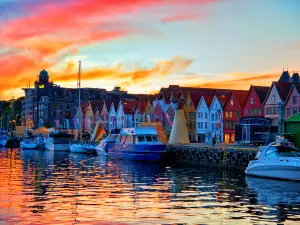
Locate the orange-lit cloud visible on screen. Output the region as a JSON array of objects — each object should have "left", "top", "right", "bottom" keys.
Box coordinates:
[
  {"left": 161, "top": 13, "right": 203, "bottom": 23},
  {"left": 0, "top": 0, "right": 218, "bottom": 99}
]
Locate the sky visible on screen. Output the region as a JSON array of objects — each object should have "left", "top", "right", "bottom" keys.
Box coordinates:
[{"left": 0, "top": 0, "right": 300, "bottom": 99}]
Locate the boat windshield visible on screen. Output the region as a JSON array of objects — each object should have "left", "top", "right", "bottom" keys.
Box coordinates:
[{"left": 266, "top": 145, "right": 300, "bottom": 158}]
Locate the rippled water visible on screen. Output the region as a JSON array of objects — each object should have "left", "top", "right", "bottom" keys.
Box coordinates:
[{"left": 0, "top": 148, "right": 300, "bottom": 224}]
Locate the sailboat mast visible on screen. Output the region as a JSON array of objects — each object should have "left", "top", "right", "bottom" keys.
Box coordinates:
[{"left": 78, "top": 61, "right": 81, "bottom": 140}]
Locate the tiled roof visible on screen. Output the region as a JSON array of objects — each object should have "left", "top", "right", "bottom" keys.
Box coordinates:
[
  {"left": 137, "top": 101, "right": 148, "bottom": 113},
  {"left": 274, "top": 82, "right": 293, "bottom": 102},
  {"left": 123, "top": 100, "right": 138, "bottom": 114},
  {"left": 203, "top": 95, "right": 215, "bottom": 108},
  {"left": 90, "top": 100, "right": 104, "bottom": 113},
  {"left": 189, "top": 92, "right": 203, "bottom": 108},
  {"left": 230, "top": 90, "right": 249, "bottom": 107},
  {"left": 252, "top": 86, "right": 269, "bottom": 103}
]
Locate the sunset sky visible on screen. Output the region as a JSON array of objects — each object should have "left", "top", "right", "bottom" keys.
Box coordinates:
[{"left": 0, "top": 0, "right": 300, "bottom": 99}]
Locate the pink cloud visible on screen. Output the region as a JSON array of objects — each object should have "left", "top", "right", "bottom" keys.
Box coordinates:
[{"left": 161, "top": 13, "right": 203, "bottom": 23}]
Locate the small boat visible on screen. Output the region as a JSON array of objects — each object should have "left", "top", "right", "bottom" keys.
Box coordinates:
[
  {"left": 20, "top": 138, "right": 38, "bottom": 149},
  {"left": 70, "top": 143, "right": 96, "bottom": 154},
  {"left": 245, "top": 136, "right": 300, "bottom": 181},
  {"left": 45, "top": 129, "right": 74, "bottom": 151},
  {"left": 107, "top": 127, "right": 167, "bottom": 161},
  {"left": 0, "top": 130, "right": 9, "bottom": 147}
]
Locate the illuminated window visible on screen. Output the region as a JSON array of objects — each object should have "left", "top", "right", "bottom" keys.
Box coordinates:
[{"left": 39, "top": 84, "right": 44, "bottom": 88}]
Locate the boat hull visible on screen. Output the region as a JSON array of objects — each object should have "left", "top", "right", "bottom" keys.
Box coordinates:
[
  {"left": 108, "top": 143, "right": 166, "bottom": 162},
  {"left": 70, "top": 144, "right": 95, "bottom": 154},
  {"left": 245, "top": 161, "right": 300, "bottom": 181},
  {"left": 45, "top": 140, "right": 70, "bottom": 151},
  {"left": 21, "top": 143, "right": 38, "bottom": 149},
  {"left": 95, "top": 146, "right": 108, "bottom": 156}
]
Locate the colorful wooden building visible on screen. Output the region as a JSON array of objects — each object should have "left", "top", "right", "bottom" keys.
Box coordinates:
[
  {"left": 242, "top": 86, "right": 269, "bottom": 118},
  {"left": 285, "top": 84, "right": 300, "bottom": 119},
  {"left": 223, "top": 90, "right": 248, "bottom": 143}
]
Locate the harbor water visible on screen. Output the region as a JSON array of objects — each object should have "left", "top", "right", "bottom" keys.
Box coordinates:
[{"left": 0, "top": 148, "right": 300, "bottom": 224}]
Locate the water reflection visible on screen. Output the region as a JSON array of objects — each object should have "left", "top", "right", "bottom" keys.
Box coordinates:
[{"left": 0, "top": 148, "right": 299, "bottom": 224}]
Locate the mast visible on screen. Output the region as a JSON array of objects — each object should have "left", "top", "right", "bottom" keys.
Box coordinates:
[
  {"left": 78, "top": 61, "right": 81, "bottom": 140},
  {"left": 25, "top": 83, "right": 28, "bottom": 137}
]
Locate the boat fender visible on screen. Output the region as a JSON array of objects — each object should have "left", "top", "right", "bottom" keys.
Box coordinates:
[
  {"left": 213, "top": 153, "right": 219, "bottom": 163},
  {"left": 248, "top": 153, "right": 254, "bottom": 162},
  {"left": 231, "top": 153, "right": 237, "bottom": 164},
  {"left": 236, "top": 152, "right": 242, "bottom": 162},
  {"left": 242, "top": 155, "right": 248, "bottom": 165},
  {"left": 209, "top": 151, "right": 214, "bottom": 161},
  {"left": 197, "top": 149, "right": 203, "bottom": 159},
  {"left": 226, "top": 152, "right": 231, "bottom": 162},
  {"left": 217, "top": 151, "right": 222, "bottom": 160}
]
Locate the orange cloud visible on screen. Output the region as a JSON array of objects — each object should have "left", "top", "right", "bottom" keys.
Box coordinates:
[
  {"left": 161, "top": 13, "right": 203, "bottom": 23},
  {"left": 0, "top": 0, "right": 222, "bottom": 99}
]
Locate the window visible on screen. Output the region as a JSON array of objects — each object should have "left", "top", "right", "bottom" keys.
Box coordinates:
[
  {"left": 145, "top": 136, "right": 152, "bottom": 142},
  {"left": 205, "top": 122, "right": 207, "bottom": 129},
  {"left": 211, "top": 114, "right": 215, "bottom": 121},
  {"left": 250, "top": 97, "right": 254, "bottom": 105},
  {"left": 152, "top": 136, "right": 158, "bottom": 142},
  {"left": 205, "top": 113, "right": 207, "bottom": 119},
  {"left": 286, "top": 108, "right": 290, "bottom": 116},
  {"left": 292, "top": 96, "right": 297, "bottom": 104},
  {"left": 211, "top": 123, "right": 214, "bottom": 131},
  {"left": 138, "top": 136, "right": 145, "bottom": 142},
  {"left": 257, "top": 108, "right": 261, "bottom": 115},
  {"left": 236, "top": 112, "right": 240, "bottom": 119},
  {"left": 200, "top": 122, "right": 203, "bottom": 129},
  {"left": 197, "top": 112, "right": 200, "bottom": 118},
  {"left": 245, "top": 109, "right": 248, "bottom": 117},
  {"left": 230, "top": 100, "right": 233, "bottom": 106},
  {"left": 198, "top": 122, "right": 200, "bottom": 128},
  {"left": 200, "top": 112, "right": 203, "bottom": 118},
  {"left": 293, "top": 107, "right": 297, "bottom": 115},
  {"left": 229, "top": 111, "right": 232, "bottom": 118},
  {"left": 225, "top": 112, "right": 229, "bottom": 118},
  {"left": 271, "top": 95, "right": 275, "bottom": 103},
  {"left": 226, "top": 121, "right": 229, "bottom": 128},
  {"left": 272, "top": 107, "right": 277, "bottom": 115}
]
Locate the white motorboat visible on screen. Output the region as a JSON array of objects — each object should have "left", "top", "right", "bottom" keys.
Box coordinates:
[
  {"left": 245, "top": 136, "right": 300, "bottom": 181},
  {"left": 45, "top": 129, "right": 74, "bottom": 151},
  {"left": 70, "top": 143, "right": 96, "bottom": 154}
]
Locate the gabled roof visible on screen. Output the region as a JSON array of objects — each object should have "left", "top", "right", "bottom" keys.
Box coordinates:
[
  {"left": 158, "top": 88, "right": 170, "bottom": 100},
  {"left": 106, "top": 99, "right": 119, "bottom": 112},
  {"left": 252, "top": 86, "right": 269, "bottom": 103},
  {"left": 203, "top": 95, "right": 215, "bottom": 108},
  {"left": 136, "top": 101, "right": 148, "bottom": 114},
  {"left": 189, "top": 92, "right": 203, "bottom": 108},
  {"left": 285, "top": 83, "right": 300, "bottom": 104},
  {"left": 274, "top": 82, "right": 293, "bottom": 103},
  {"left": 123, "top": 100, "right": 138, "bottom": 114},
  {"left": 80, "top": 102, "right": 89, "bottom": 114},
  {"left": 227, "top": 90, "right": 248, "bottom": 108},
  {"left": 90, "top": 100, "right": 104, "bottom": 113}
]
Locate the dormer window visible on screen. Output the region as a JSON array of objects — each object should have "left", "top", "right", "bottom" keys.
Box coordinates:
[{"left": 186, "top": 100, "right": 191, "bottom": 106}]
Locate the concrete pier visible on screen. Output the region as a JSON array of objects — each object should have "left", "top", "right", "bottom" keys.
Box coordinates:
[{"left": 167, "top": 144, "right": 258, "bottom": 166}]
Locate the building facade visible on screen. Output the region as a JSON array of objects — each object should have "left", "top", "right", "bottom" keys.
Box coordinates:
[{"left": 285, "top": 84, "right": 300, "bottom": 119}]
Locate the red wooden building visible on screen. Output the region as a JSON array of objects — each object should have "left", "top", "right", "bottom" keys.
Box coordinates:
[
  {"left": 223, "top": 90, "right": 248, "bottom": 143},
  {"left": 242, "top": 85, "right": 269, "bottom": 118}
]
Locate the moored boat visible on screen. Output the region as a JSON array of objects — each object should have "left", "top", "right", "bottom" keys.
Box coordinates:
[
  {"left": 245, "top": 136, "right": 300, "bottom": 181},
  {"left": 70, "top": 143, "right": 96, "bottom": 154},
  {"left": 45, "top": 129, "right": 74, "bottom": 151},
  {"left": 107, "top": 127, "right": 167, "bottom": 161}
]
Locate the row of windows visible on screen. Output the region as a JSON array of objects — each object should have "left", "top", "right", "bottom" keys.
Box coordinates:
[
  {"left": 286, "top": 107, "right": 300, "bottom": 117},
  {"left": 244, "top": 108, "right": 262, "bottom": 116},
  {"left": 197, "top": 112, "right": 208, "bottom": 119},
  {"left": 225, "top": 111, "right": 240, "bottom": 119},
  {"left": 225, "top": 121, "right": 239, "bottom": 129}
]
